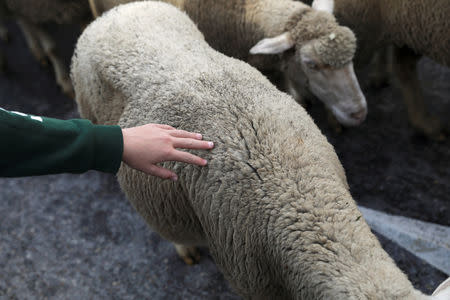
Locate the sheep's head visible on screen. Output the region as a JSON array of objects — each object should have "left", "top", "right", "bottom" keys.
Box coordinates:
[{"left": 249, "top": 0, "right": 367, "bottom": 127}]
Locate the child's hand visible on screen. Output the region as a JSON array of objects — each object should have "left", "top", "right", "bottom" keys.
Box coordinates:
[{"left": 122, "top": 124, "right": 214, "bottom": 180}]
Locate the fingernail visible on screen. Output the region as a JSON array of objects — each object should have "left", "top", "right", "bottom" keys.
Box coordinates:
[
  {"left": 208, "top": 142, "right": 214, "bottom": 148},
  {"left": 196, "top": 134, "right": 203, "bottom": 139},
  {"left": 171, "top": 175, "right": 178, "bottom": 181},
  {"left": 203, "top": 159, "right": 208, "bottom": 165}
]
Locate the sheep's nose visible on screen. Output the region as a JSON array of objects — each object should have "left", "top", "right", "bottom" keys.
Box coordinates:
[{"left": 350, "top": 108, "right": 367, "bottom": 122}]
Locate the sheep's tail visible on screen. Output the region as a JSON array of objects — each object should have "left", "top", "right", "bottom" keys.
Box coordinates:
[{"left": 88, "top": 0, "right": 99, "bottom": 18}]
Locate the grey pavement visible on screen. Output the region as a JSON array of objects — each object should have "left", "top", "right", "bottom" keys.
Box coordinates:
[
  {"left": 0, "top": 172, "right": 238, "bottom": 299},
  {"left": 359, "top": 206, "right": 450, "bottom": 276}
]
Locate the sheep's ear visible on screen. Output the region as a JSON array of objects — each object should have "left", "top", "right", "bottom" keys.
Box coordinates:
[
  {"left": 311, "top": 0, "right": 334, "bottom": 14},
  {"left": 249, "top": 32, "right": 294, "bottom": 55}
]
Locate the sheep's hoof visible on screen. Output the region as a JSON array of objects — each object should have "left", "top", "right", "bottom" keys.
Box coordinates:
[{"left": 174, "top": 244, "right": 201, "bottom": 265}]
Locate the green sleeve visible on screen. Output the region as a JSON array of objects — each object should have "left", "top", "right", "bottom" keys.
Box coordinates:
[{"left": 0, "top": 108, "right": 123, "bottom": 177}]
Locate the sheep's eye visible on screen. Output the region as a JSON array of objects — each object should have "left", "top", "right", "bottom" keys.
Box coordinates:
[{"left": 306, "top": 60, "right": 319, "bottom": 70}]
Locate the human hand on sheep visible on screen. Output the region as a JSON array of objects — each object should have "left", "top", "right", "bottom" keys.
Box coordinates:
[{"left": 122, "top": 124, "right": 214, "bottom": 181}]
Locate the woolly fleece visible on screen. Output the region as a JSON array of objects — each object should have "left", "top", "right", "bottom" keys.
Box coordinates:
[
  {"left": 89, "top": 0, "right": 357, "bottom": 69},
  {"left": 72, "top": 2, "right": 427, "bottom": 299},
  {"left": 286, "top": 9, "right": 356, "bottom": 67},
  {"left": 333, "top": 0, "right": 450, "bottom": 66}
]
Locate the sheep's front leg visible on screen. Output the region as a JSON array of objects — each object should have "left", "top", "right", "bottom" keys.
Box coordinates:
[
  {"left": 17, "top": 19, "right": 74, "bottom": 98},
  {"left": 16, "top": 19, "right": 47, "bottom": 65},
  {"left": 36, "top": 27, "right": 74, "bottom": 98},
  {"left": 392, "top": 46, "right": 445, "bottom": 140},
  {"left": 174, "top": 243, "right": 201, "bottom": 265}
]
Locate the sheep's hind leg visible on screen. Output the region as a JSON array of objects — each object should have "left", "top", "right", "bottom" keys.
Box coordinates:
[
  {"left": 392, "top": 46, "right": 445, "bottom": 140},
  {"left": 34, "top": 26, "right": 75, "bottom": 99},
  {"left": 16, "top": 19, "right": 47, "bottom": 65},
  {"left": 174, "top": 243, "right": 201, "bottom": 265},
  {"left": 17, "top": 19, "right": 74, "bottom": 98}
]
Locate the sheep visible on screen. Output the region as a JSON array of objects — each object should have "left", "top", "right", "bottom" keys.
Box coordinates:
[
  {"left": 0, "top": 0, "right": 93, "bottom": 98},
  {"left": 88, "top": 0, "right": 368, "bottom": 128},
  {"left": 307, "top": 0, "right": 450, "bottom": 139},
  {"left": 71, "top": 2, "right": 450, "bottom": 299}
]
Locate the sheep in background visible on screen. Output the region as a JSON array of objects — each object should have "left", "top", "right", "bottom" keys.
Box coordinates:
[
  {"left": 299, "top": 0, "right": 450, "bottom": 139},
  {"left": 0, "top": 0, "right": 93, "bottom": 98},
  {"left": 88, "top": 0, "right": 368, "bottom": 128},
  {"left": 72, "top": 2, "right": 450, "bottom": 299}
]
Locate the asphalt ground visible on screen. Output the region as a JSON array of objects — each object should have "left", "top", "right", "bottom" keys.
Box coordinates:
[{"left": 0, "top": 21, "right": 449, "bottom": 299}]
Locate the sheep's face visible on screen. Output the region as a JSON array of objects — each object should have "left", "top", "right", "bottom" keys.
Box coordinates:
[
  {"left": 297, "top": 42, "right": 367, "bottom": 126},
  {"left": 249, "top": 24, "right": 367, "bottom": 126},
  {"left": 250, "top": 15, "right": 367, "bottom": 126}
]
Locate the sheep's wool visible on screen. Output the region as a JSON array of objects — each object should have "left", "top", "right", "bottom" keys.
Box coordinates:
[
  {"left": 286, "top": 10, "right": 356, "bottom": 68},
  {"left": 72, "top": 2, "right": 429, "bottom": 299}
]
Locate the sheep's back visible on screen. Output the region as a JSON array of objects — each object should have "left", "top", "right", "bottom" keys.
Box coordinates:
[
  {"left": 334, "top": 0, "right": 450, "bottom": 66},
  {"left": 381, "top": 0, "right": 450, "bottom": 65}
]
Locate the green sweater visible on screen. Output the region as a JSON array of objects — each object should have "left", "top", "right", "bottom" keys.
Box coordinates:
[{"left": 0, "top": 108, "right": 123, "bottom": 177}]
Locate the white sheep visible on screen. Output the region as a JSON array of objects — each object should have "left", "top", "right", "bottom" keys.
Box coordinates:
[
  {"left": 318, "top": 0, "right": 450, "bottom": 139},
  {"left": 0, "top": 0, "right": 93, "bottom": 98},
  {"left": 88, "top": 0, "right": 368, "bottom": 127},
  {"left": 72, "top": 2, "right": 449, "bottom": 299}
]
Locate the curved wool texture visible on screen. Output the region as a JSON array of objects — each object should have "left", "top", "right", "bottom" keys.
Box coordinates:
[
  {"left": 72, "top": 2, "right": 429, "bottom": 299},
  {"left": 286, "top": 10, "right": 356, "bottom": 67},
  {"left": 314, "top": 26, "right": 356, "bottom": 67}
]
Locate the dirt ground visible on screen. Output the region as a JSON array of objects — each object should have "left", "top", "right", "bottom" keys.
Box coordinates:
[{"left": 0, "top": 22, "right": 448, "bottom": 298}]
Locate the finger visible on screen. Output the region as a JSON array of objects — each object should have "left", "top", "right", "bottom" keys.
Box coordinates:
[
  {"left": 154, "top": 124, "right": 176, "bottom": 130},
  {"left": 173, "top": 138, "right": 214, "bottom": 150},
  {"left": 169, "top": 129, "right": 204, "bottom": 140},
  {"left": 145, "top": 164, "right": 178, "bottom": 181},
  {"left": 171, "top": 150, "right": 208, "bottom": 166}
]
